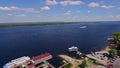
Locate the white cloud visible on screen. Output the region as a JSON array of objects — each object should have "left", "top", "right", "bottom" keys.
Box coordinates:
[
  {"left": 101, "top": 5, "right": 114, "bottom": 9},
  {"left": 66, "top": 15, "right": 120, "bottom": 21},
  {"left": 17, "top": 14, "right": 26, "bottom": 17},
  {"left": 118, "top": 8, "right": 120, "bottom": 10},
  {"left": 5, "top": 13, "right": 27, "bottom": 17},
  {"left": 41, "top": 6, "right": 50, "bottom": 11},
  {"left": 64, "top": 11, "right": 72, "bottom": 15},
  {"left": 7, "top": 14, "right": 13, "bottom": 16},
  {"left": 0, "top": 6, "right": 39, "bottom": 13},
  {"left": 0, "top": 6, "right": 18, "bottom": 11},
  {"left": 77, "top": 10, "right": 80, "bottom": 13},
  {"left": 46, "top": 0, "right": 58, "bottom": 5},
  {"left": 60, "top": 0, "right": 84, "bottom": 6},
  {"left": 115, "top": 15, "right": 120, "bottom": 19},
  {"left": 88, "top": 2, "right": 100, "bottom": 7},
  {"left": 0, "top": 6, "right": 51, "bottom": 13},
  {"left": 10, "top": 6, "right": 18, "bottom": 10},
  {"left": 100, "top": 1, "right": 104, "bottom": 4},
  {"left": 21, "top": 8, "right": 39, "bottom": 13},
  {"left": 87, "top": 10, "right": 91, "bottom": 13},
  {"left": 108, "top": 15, "right": 120, "bottom": 19}
]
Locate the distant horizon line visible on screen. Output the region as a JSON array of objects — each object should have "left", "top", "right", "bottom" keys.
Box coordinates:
[{"left": 0, "top": 20, "right": 120, "bottom": 24}]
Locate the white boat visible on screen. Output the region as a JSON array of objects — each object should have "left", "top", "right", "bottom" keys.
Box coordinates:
[
  {"left": 3, "top": 56, "right": 31, "bottom": 68},
  {"left": 68, "top": 46, "right": 78, "bottom": 52},
  {"left": 80, "top": 26, "right": 87, "bottom": 28}
]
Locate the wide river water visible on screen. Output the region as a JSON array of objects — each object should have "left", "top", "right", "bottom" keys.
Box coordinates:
[{"left": 0, "top": 22, "right": 120, "bottom": 67}]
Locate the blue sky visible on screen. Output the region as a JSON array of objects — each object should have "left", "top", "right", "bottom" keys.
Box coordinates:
[{"left": 0, "top": 0, "right": 120, "bottom": 23}]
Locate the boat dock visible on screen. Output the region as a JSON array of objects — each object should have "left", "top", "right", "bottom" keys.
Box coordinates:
[
  {"left": 76, "top": 51, "right": 82, "bottom": 55},
  {"left": 43, "top": 61, "right": 55, "bottom": 68},
  {"left": 36, "top": 60, "right": 55, "bottom": 68},
  {"left": 58, "top": 60, "right": 69, "bottom": 68},
  {"left": 3, "top": 53, "right": 54, "bottom": 68},
  {"left": 58, "top": 63, "right": 69, "bottom": 68},
  {"left": 86, "top": 51, "right": 108, "bottom": 65},
  {"left": 68, "top": 46, "right": 83, "bottom": 56}
]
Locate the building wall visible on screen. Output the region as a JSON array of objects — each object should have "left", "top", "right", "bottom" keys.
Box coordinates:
[{"left": 34, "top": 55, "right": 52, "bottom": 65}]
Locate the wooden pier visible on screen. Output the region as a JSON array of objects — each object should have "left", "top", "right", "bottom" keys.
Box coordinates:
[{"left": 36, "top": 60, "right": 55, "bottom": 68}]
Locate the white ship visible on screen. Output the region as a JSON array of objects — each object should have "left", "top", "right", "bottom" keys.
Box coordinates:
[
  {"left": 80, "top": 26, "right": 87, "bottom": 28},
  {"left": 3, "top": 56, "right": 33, "bottom": 68},
  {"left": 68, "top": 46, "right": 78, "bottom": 52}
]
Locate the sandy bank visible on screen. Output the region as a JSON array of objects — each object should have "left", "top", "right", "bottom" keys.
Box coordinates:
[{"left": 58, "top": 54, "right": 83, "bottom": 68}]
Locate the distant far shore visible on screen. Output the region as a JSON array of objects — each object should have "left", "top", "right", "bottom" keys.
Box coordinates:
[
  {"left": 0, "top": 22, "right": 81, "bottom": 27},
  {"left": 0, "top": 21, "right": 119, "bottom": 28}
]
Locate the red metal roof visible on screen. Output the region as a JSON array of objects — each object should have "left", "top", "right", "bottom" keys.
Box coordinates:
[{"left": 33, "top": 53, "right": 51, "bottom": 61}]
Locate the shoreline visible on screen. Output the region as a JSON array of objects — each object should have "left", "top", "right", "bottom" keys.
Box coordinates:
[
  {"left": 58, "top": 45, "right": 111, "bottom": 68},
  {"left": 99, "top": 45, "right": 111, "bottom": 52},
  {"left": 58, "top": 54, "right": 83, "bottom": 68},
  {"left": 0, "top": 22, "right": 81, "bottom": 28}
]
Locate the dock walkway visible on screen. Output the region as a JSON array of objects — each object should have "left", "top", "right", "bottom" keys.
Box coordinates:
[{"left": 86, "top": 54, "right": 107, "bottom": 65}]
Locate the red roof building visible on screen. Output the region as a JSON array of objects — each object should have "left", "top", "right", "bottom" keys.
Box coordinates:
[
  {"left": 33, "top": 53, "right": 51, "bottom": 61},
  {"left": 33, "top": 53, "right": 52, "bottom": 64}
]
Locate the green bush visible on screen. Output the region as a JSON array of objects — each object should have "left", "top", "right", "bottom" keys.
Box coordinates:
[
  {"left": 109, "top": 49, "right": 118, "bottom": 58},
  {"left": 80, "top": 59, "right": 87, "bottom": 68}
]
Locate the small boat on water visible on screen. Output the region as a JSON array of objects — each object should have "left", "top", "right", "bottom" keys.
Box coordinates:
[
  {"left": 68, "top": 46, "right": 78, "bottom": 52},
  {"left": 80, "top": 26, "right": 87, "bottom": 29}
]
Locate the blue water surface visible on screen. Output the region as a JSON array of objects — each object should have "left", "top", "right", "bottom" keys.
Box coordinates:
[{"left": 0, "top": 21, "right": 120, "bottom": 67}]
